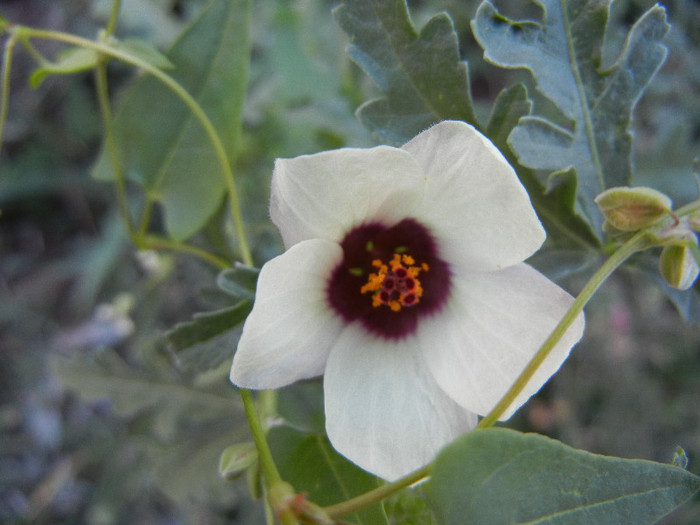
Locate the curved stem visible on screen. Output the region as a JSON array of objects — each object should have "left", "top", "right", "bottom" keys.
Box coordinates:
[
  {"left": 240, "top": 389, "right": 300, "bottom": 525},
  {"left": 18, "top": 27, "right": 254, "bottom": 266},
  {"left": 324, "top": 464, "right": 431, "bottom": 519},
  {"left": 477, "top": 229, "right": 652, "bottom": 429},
  {"left": 140, "top": 234, "right": 230, "bottom": 270},
  {"left": 0, "top": 32, "right": 17, "bottom": 153},
  {"left": 94, "top": 50, "right": 134, "bottom": 235},
  {"left": 240, "top": 389, "right": 282, "bottom": 486}
]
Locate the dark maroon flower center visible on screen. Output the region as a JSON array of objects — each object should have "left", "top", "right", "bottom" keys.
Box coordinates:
[{"left": 327, "top": 218, "right": 451, "bottom": 339}]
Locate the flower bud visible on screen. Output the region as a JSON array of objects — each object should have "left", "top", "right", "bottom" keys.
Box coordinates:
[
  {"left": 595, "top": 187, "right": 672, "bottom": 232},
  {"left": 659, "top": 239, "right": 700, "bottom": 291},
  {"left": 218, "top": 442, "right": 258, "bottom": 481}
]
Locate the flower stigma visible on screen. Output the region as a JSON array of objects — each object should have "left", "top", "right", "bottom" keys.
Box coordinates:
[{"left": 360, "top": 253, "right": 430, "bottom": 311}]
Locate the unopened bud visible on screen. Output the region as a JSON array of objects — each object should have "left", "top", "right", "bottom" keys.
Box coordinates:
[
  {"left": 595, "top": 187, "right": 672, "bottom": 232},
  {"left": 659, "top": 238, "right": 700, "bottom": 291},
  {"left": 218, "top": 442, "right": 258, "bottom": 481}
]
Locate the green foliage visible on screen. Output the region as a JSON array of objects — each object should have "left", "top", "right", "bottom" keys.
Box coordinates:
[
  {"left": 29, "top": 38, "right": 172, "bottom": 88},
  {"left": 384, "top": 487, "right": 437, "bottom": 525},
  {"left": 427, "top": 428, "right": 700, "bottom": 525},
  {"left": 268, "top": 425, "right": 388, "bottom": 525},
  {"left": 218, "top": 442, "right": 258, "bottom": 481},
  {"left": 165, "top": 264, "right": 258, "bottom": 372},
  {"left": 51, "top": 347, "right": 236, "bottom": 427},
  {"left": 93, "top": 0, "right": 251, "bottom": 240},
  {"left": 333, "top": 0, "right": 478, "bottom": 144},
  {"left": 30, "top": 47, "right": 98, "bottom": 88},
  {"left": 472, "top": 0, "right": 670, "bottom": 235},
  {"left": 216, "top": 263, "right": 259, "bottom": 301},
  {"left": 486, "top": 83, "right": 600, "bottom": 253},
  {"left": 165, "top": 300, "right": 252, "bottom": 372}
]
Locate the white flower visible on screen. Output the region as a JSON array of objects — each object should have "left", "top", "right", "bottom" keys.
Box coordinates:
[{"left": 231, "top": 121, "right": 585, "bottom": 481}]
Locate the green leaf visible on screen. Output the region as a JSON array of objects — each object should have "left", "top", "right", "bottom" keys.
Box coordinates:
[
  {"left": 92, "top": 0, "right": 251, "bottom": 240},
  {"left": 384, "top": 487, "right": 437, "bottom": 525},
  {"left": 333, "top": 0, "right": 477, "bottom": 144},
  {"left": 116, "top": 38, "right": 174, "bottom": 70},
  {"left": 216, "top": 263, "right": 259, "bottom": 301},
  {"left": 276, "top": 380, "right": 325, "bottom": 434},
  {"left": 164, "top": 299, "right": 252, "bottom": 372},
  {"left": 472, "top": 1, "right": 670, "bottom": 234},
  {"left": 428, "top": 428, "right": 700, "bottom": 525},
  {"left": 50, "top": 347, "right": 237, "bottom": 434},
  {"left": 30, "top": 47, "right": 98, "bottom": 88},
  {"left": 268, "top": 426, "right": 388, "bottom": 525},
  {"left": 487, "top": 83, "right": 599, "bottom": 253}
]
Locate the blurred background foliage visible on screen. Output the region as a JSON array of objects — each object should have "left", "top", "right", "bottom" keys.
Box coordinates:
[{"left": 0, "top": 0, "right": 698, "bottom": 523}]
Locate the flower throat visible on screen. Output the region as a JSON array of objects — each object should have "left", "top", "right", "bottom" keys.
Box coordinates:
[{"left": 326, "top": 218, "right": 451, "bottom": 339}]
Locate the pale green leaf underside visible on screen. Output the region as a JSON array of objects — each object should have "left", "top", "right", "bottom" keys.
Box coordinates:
[
  {"left": 334, "top": 0, "right": 477, "bottom": 144},
  {"left": 472, "top": 0, "right": 669, "bottom": 234},
  {"left": 428, "top": 428, "right": 700, "bottom": 525},
  {"left": 92, "top": 0, "right": 250, "bottom": 240}
]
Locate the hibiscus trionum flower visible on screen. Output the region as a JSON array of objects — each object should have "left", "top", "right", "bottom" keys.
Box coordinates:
[{"left": 231, "top": 121, "right": 585, "bottom": 481}]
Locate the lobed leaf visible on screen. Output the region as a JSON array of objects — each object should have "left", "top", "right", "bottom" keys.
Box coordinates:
[
  {"left": 333, "top": 0, "right": 477, "bottom": 144},
  {"left": 428, "top": 428, "right": 700, "bottom": 525},
  {"left": 93, "top": 0, "right": 250, "bottom": 240},
  {"left": 165, "top": 299, "right": 252, "bottom": 372},
  {"left": 486, "top": 83, "right": 600, "bottom": 253},
  {"left": 472, "top": 0, "right": 670, "bottom": 234},
  {"left": 51, "top": 348, "right": 236, "bottom": 423}
]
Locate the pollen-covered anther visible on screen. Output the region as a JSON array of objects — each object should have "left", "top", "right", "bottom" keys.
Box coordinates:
[{"left": 361, "top": 253, "right": 429, "bottom": 311}]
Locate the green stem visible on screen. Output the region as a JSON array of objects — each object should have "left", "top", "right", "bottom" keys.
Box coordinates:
[
  {"left": 0, "top": 32, "right": 17, "bottom": 152},
  {"left": 324, "top": 464, "right": 431, "bottom": 519},
  {"left": 240, "top": 389, "right": 300, "bottom": 525},
  {"left": 94, "top": 47, "right": 133, "bottom": 235},
  {"left": 16, "top": 26, "right": 254, "bottom": 267},
  {"left": 240, "top": 389, "right": 282, "bottom": 486},
  {"left": 105, "top": 0, "right": 121, "bottom": 36},
  {"left": 477, "top": 229, "right": 652, "bottom": 429},
  {"left": 140, "top": 234, "right": 230, "bottom": 270}
]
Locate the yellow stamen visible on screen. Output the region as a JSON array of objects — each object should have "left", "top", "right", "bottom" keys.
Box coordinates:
[{"left": 360, "top": 251, "right": 429, "bottom": 312}]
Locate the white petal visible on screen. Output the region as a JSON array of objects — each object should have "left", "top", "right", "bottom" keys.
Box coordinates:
[
  {"left": 324, "top": 325, "right": 477, "bottom": 481},
  {"left": 402, "top": 121, "right": 545, "bottom": 271},
  {"left": 230, "top": 239, "right": 345, "bottom": 390},
  {"left": 418, "top": 263, "right": 584, "bottom": 419},
  {"left": 270, "top": 146, "right": 424, "bottom": 248}
]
